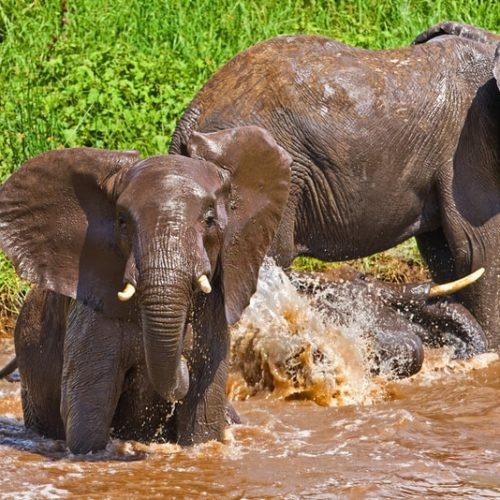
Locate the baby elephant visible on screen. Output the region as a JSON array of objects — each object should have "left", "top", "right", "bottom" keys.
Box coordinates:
[
  {"left": 0, "top": 126, "right": 292, "bottom": 453},
  {"left": 290, "top": 266, "right": 488, "bottom": 378}
]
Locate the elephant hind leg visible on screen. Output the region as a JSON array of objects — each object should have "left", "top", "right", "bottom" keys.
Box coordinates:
[
  {"left": 225, "top": 401, "right": 241, "bottom": 425},
  {"left": 0, "top": 357, "right": 17, "bottom": 380}
]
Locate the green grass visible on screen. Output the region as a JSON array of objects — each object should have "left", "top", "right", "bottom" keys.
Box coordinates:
[
  {"left": 0, "top": 0, "right": 498, "bottom": 313},
  {"left": 0, "top": 252, "right": 28, "bottom": 320},
  {"left": 292, "top": 239, "right": 429, "bottom": 283}
]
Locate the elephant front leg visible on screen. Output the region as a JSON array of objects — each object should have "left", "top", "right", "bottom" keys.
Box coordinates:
[
  {"left": 112, "top": 364, "right": 177, "bottom": 443},
  {"left": 175, "top": 357, "right": 229, "bottom": 445},
  {"left": 455, "top": 260, "right": 499, "bottom": 351},
  {"left": 175, "top": 291, "right": 230, "bottom": 445},
  {"left": 61, "top": 303, "right": 127, "bottom": 454}
]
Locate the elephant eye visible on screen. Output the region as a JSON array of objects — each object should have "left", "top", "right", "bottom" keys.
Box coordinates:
[
  {"left": 117, "top": 212, "right": 128, "bottom": 231},
  {"left": 203, "top": 208, "right": 216, "bottom": 227}
]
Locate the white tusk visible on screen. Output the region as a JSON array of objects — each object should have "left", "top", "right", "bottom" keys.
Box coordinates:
[
  {"left": 429, "top": 267, "right": 485, "bottom": 298},
  {"left": 198, "top": 274, "right": 212, "bottom": 294},
  {"left": 117, "top": 283, "right": 136, "bottom": 301}
]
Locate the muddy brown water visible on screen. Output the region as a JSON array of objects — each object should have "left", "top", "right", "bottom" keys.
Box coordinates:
[{"left": 0, "top": 262, "right": 499, "bottom": 498}]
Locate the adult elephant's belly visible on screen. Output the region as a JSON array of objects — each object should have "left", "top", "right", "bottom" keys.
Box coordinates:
[{"left": 293, "top": 161, "right": 442, "bottom": 261}]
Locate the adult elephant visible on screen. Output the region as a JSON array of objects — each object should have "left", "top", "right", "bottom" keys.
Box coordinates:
[
  {"left": 0, "top": 126, "right": 292, "bottom": 453},
  {"left": 170, "top": 23, "right": 500, "bottom": 349}
]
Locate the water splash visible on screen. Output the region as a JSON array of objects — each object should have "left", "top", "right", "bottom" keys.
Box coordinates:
[
  {"left": 228, "top": 259, "right": 498, "bottom": 406},
  {"left": 229, "top": 259, "right": 382, "bottom": 406}
]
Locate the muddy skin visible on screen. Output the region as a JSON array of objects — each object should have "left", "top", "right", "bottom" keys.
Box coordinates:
[
  {"left": 171, "top": 22, "right": 500, "bottom": 350},
  {"left": 0, "top": 127, "right": 291, "bottom": 453}
]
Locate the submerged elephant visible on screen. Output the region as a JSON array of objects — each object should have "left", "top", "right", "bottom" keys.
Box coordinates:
[
  {"left": 290, "top": 266, "right": 488, "bottom": 378},
  {"left": 0, "top": 126, "right": 292, "bottom": 453},
  {"left": 170, "top": 22, "right": 500, "bottom": 349}
]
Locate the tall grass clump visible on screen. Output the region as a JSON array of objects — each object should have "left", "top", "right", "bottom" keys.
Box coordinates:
[{"left": 0, "top": 0, "right": 498, "bottom": 315}]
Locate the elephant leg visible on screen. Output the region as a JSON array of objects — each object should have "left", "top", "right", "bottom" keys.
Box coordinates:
[
  {"left": 225, "top": 401, "right": 241, "bottom": 425},
  {"left": 15, "top": 288, "right": 68, "bottom": 440},
  {"left": 175, "top": 356, "right": 229, "bottom": 445},
  {"left": 60, "top": 302, "right": 127, "bottom": 454},
  {"left": 441, "top": 228, "right": 499, "bottom": 350},
  {"left": 175, "top": 289, "right": 230, "bottom": 445},
  {"left": 418, "top": 222, "right": 499, "bottom": 350},
  {"left": 369, "top": 330, "right": 424, "bottom": 378},
  {"left": 0, "top": 357, "right": 17, "bottom": 380},
  {"left": 437, "top": 91, "right": 500, "bottom": 349},
  {"left": 416, "top": 228, "right": 456, "bottom": 284}
]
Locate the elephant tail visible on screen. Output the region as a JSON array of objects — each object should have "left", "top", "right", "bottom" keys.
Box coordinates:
[
  {"left": 0, "top": 357, "right": 18, "bottom": 381},
  {"left": 412, "top": 21, "right": 500, "bottom": 46}
]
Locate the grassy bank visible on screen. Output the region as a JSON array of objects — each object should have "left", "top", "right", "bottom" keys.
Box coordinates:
[{"left": 0, "top": 0, "right": 498, "bottom": 314}]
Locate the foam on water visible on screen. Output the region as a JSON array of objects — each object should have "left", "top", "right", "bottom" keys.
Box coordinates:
[
  {"left": 408, "top": 348, "right": 498, "bottom": 385},
  {"left": 5, "top": 484, "right": 70, "bottom": 499}
]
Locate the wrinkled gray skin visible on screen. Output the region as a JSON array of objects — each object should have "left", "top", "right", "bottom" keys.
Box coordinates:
[
  {"left": 290, "top": 267, "right": 488, "bottom": 378},
  {"left": 0, "top": 126, "right": 292, "bottom": 454},
  {"left": 171, "top": 22, "right": 500, "bottom": 349}
]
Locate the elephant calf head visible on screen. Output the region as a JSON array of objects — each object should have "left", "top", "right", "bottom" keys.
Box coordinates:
[{"left": 0, "top": 126, "right": 292, "bottom": 404}]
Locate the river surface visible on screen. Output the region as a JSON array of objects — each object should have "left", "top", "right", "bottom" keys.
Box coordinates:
[{"left": 0, "top": 262, "right": 499, "bottom": 498}]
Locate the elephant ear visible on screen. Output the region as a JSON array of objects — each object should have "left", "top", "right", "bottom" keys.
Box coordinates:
[
  {"left": 0, "top": 148, "right": 139, "bottom": 315},
  {"left": 187, "top": 126, "right": 292, "bottom": 324}
]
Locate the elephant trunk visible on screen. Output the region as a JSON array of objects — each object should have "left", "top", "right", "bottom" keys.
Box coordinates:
[{"left": 140, "top": 264, "right": 192, "bottom": 402}]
